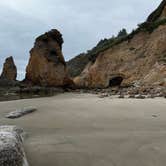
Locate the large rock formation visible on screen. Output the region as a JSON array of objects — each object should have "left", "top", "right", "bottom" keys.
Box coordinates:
[
  {"left": 74, "top": 0, "right": 166, "bottom": 88},
  {"left": 25, "top": 29, "right": 72, "bottom": 87},
  {"left": 0, "top": 56, "right": 17, "bottom": 81}
]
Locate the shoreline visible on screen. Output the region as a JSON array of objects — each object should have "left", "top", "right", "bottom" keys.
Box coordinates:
[
  {"left": 0, "top": 92, "right": 165, "bottom": 103},
  {"left": 0, "top": 85, "right": 165, "bottom": 102}
]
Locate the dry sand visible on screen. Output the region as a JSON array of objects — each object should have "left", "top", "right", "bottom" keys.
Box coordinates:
[{"left": 0, "top": 93, "right": 166, "bottom": 166}]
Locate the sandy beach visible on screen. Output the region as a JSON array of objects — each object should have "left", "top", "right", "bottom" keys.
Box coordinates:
[{"left": 0, "top": 93, "right": 166, "bottom": 166}]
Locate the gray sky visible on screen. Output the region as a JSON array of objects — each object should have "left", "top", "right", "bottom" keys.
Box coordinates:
[{"left": 0, "top": 0, "right": 162, "bottom": 80}]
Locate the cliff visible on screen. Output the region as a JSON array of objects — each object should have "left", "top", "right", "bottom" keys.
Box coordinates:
[{"left": 73, "top": 0, "right": 166, "bottom": 88}]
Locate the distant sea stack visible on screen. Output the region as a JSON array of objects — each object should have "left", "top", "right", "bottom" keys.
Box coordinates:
[
  {"left": 25, "top": 29, "right": 72, "bottom": 87},
  {"left": 73, "top": 0, "right": 166, "bottom": 88},
  {"left": 0, "top": 56, "right": 17, "bottom": 81}
]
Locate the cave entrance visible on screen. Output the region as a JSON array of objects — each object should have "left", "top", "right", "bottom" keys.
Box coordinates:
[{"left": 109, "top": 76, "right": 123, "bottom": 87}]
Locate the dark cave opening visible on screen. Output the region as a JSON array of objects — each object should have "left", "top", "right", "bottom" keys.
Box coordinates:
[{"left": 109, "top": 76, "right": 123, "bottom": 87}]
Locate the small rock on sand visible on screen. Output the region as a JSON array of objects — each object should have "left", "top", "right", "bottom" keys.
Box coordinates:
[
  {"left": 99, "top": 93, "right": 109, "bottom": 98},
  {"left": 135, "top": 95, "right": 146, "bottom": 99},
  {"left": 6, "top": 107, "right": 37, "bottom": 119}
]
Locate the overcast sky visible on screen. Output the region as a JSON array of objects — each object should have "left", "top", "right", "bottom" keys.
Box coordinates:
[{"left": 0, "top": 0, "right": 162, "bottom": 80}]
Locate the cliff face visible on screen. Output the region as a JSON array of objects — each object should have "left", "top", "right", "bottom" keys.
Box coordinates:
[
  {"left": 0, "top": 56, "right": 17, "bottom": 81},
  {"left": 25, "top": 29, "right": 72, "bottom": 87},
  {"left": 74, "top": 0, "right": 166, "bottom": 88}
]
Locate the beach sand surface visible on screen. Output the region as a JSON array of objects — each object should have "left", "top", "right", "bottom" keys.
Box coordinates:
[{"left": 0, "top": 93, "right": 166, "bottom": 166}]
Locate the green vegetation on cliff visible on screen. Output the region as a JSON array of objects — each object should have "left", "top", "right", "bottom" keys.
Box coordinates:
[
  {"left": 87, "top": 29, "right": 128, "bottom": 62},
  {"left": 87, "top": 19, "right": 166, "bottom": 62},
  {"left": 147, "top": 0, "right": 166, "bottom": 22},
  {"left": 67, "top": 53, "right": 89, "bottom": 77}
]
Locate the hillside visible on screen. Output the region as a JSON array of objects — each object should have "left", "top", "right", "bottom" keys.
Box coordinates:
[
  {"left": 67, "top": 53, "right": 89, "bottom": 78},
  {"left": 67, "top": 2, "right": 166, "bottom": 78},
  {"left": 72, "top": 0, "right": 166, "bottom": 88},
  {"left": 67, "top": 30, "right": 128, "bottom": 77}
]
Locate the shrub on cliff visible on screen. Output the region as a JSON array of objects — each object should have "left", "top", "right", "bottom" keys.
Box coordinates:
[
  {"left": 117, "top": 28, "right": 128, "bottom": 38},
  {"left": 67, "top": 53, "right": 89, "bottom": 77}
]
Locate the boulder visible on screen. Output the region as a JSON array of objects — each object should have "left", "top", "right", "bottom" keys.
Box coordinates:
[
  {"left": 0, "top": 56, "right": 17, "bottom": 81},
  {"left": 25, "top": 29, "right": 72, "bottom": 87},
  {"left": 0, "top": 126, "right": 28, "bottom": 166}
]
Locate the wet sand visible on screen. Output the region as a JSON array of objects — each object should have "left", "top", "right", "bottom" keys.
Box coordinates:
[{"left": 0, "top": 93, "right": 166, "bottom": 166}]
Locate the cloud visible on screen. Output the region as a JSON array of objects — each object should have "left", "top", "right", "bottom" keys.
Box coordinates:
[{"left": 0, "top": 0, "right": 162, "bottom": 80}]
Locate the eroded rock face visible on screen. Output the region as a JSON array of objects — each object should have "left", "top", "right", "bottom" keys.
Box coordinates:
[
  {"left": 25, "top": 29, "right": 72, "bottom": 87},
  {"left": 0, "top": 56, "right": 17, "bottom": 81},
  {"left": 74, "top": 1, "right": 166, "bottom": 88}
]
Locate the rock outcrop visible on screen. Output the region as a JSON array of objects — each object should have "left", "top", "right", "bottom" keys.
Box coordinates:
[
  {"left": 0, "top": 126, "right": 29, "bottom": 166},
  {"left": 0, "top": 56, "right": 17, "bottom": 81},
  {"left": 74, "top": 0, "right": 166, "bottom": 88},
  {"left": 25, "top": 29, "right": 72, "bottom": 87}
]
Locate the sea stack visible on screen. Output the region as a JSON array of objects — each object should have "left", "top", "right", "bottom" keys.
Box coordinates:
[
  {"left": 25, "top": 29, "right": 72, "bottom": 87},
  {"left": 0, "top": 56, "right": 17, "bottom": 81}
]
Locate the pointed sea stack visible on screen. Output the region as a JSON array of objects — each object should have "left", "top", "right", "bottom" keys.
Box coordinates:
[{"left": 0, "top": 56, "right": 17, "bottom": 81}]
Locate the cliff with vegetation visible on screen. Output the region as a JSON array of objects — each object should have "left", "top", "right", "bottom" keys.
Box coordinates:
[
  {"left": 71, "top": 0, "right": 166, "bottom": 88},
  {"left": 67, "top": 53, "right": 90, "bottom": 78},
  {"left": 67, "top": 29, "right": 128, "bottom": 77}
]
